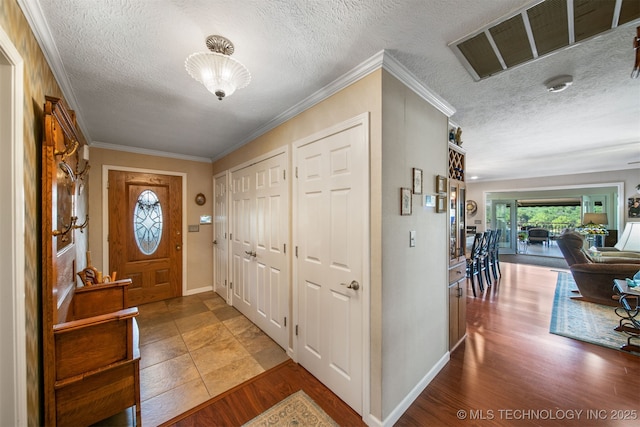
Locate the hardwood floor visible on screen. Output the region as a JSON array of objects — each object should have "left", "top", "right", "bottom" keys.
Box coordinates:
[
  {"left": 397, "top": 262, "right": 640, "bottom": 426},
  {"left": 162, "top": 360, "right": 364, "bottom": 426},
  {"left": 165, "top": 262, "right": 640, "bottom": 426}
]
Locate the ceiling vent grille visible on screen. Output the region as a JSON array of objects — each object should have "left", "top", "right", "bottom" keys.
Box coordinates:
[{"left": 450, "top": 0, "right": 640, "bottom": 81}]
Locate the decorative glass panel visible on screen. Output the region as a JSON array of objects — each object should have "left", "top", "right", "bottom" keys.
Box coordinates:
[{"left": 134, "top": 190, "right": 163, "bottom": 255}]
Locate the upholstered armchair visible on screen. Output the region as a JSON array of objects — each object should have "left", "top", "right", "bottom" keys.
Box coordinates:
[{"left": 556, "top": 230, "right": 640, "bottom": 306}]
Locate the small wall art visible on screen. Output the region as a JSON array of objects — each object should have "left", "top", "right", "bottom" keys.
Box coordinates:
[
  {"left": 628, "top": 197, "right": 640, "bottom": 218},
  {"left": 425, "top": 194, "right": 436, "bottom": 208},
  {"left": 436, "top": 195, "right": 446, "bottom": 213},
  {"left": 401, "top": 187, "right": 412, "bottom": 215},
  {"left": 436, "top": 174, "right": 447, "bottom": 194},
  {"left": 412, "top": 168, "right": 423, "bottom": 195}
]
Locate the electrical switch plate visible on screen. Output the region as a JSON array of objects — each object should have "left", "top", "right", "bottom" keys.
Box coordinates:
[{"left": 410, "top": 230, "right": 416, "bottom": 247}]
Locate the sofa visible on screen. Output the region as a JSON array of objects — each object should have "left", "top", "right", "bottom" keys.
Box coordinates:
[
  {"left": 556, "top": 230, "right": 640, "bottom": 306},
  {"left": 527, "top": 227, "right": 550, "bottom": 245}
]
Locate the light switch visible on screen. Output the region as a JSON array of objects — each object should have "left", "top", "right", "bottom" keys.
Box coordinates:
[{"left": 410, "top": 230, "right": 416, "bottom": 247}]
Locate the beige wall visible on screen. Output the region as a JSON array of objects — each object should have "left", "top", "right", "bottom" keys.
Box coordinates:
[
  {"left": 213, "top": 70, "right": 385, "bottom": 419},
  {"left": 212, "top": 68, "right": 451, "bottom": 422},
  {"left": 88, "top": 147, "right": 214, "bottom": 293},
  {"left": 380, "top": 71, "right": 449, "bottom": 418},
  {"left": 1, "top": 1, "right": 72, "bottom": 424}
]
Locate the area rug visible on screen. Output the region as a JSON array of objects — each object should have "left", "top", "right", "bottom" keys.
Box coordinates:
[
  {"left": 242, "top": 390, "right": 338, "bottom": 426},
  {"left": 550, "top": 271, "right": 638, "bottom": 355}
]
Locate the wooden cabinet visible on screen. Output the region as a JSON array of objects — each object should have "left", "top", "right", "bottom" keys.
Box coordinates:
[
  {"left": 448, "top": 142, "right": 467, "bottom": 350},
  {"left": 41, "top": 96, "right": 141, "bottom": 426}
]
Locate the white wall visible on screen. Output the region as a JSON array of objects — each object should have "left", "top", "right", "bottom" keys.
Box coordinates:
[{"left": 380, "top": 71, "right": 449, "bottom": 419}]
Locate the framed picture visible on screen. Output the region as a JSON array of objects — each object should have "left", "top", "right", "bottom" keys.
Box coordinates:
[
  {"left": 436, "top": 195, "right": 446, "bottom": 213},
  {"left": 436, "top": 174, "right": 448, "bottom": 194},
  {"left": 628, "top": 197, "right": 640, "bottom": 218},
  {"left": 412, "top": 168, "right": 423, "bottom": 194},
  {"left": 425, "top": 194, "right": 436, "bottom": 207},
  {"left": 401, "top": 187, "right": 412, "bottom": 215}
]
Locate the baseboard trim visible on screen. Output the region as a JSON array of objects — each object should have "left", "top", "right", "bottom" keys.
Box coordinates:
[
  {"left": 370, "top": 351, "right": 450, "bottom": 427},
  {"left": 184, "top": 285, "right": 213, "bottom": 296}
]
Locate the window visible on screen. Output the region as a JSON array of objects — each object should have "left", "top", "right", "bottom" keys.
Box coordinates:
[{"left": 134, "top": 190, "right": 163, "bottom": 255}]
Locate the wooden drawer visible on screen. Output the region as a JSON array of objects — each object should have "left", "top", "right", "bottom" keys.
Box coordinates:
[{"left": 449, "top": 262, "right": 466, "bottom": 284}]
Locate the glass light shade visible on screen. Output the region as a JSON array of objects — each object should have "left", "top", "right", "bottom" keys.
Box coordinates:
[
  {"left": 582, "top": 213, "right": 608, "bottom": 225},
  {"left": 185, "top": 51, "right": 251, "bottom": 100}
]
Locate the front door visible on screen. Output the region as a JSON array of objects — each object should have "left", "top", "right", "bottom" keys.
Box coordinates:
[
  {"left": 109, "top": 170, "right": 182, "bottom": 306},
  {"left": 295, "top": 115, "right": 368, "bottom": 414}
]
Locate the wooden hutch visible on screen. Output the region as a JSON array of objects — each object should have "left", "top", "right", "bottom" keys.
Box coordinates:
[{"left": 448, "top": 141, "right": 467, "bottom": 350}]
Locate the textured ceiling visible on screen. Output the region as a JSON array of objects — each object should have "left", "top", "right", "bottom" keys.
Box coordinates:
[{"left": 22, "top": 0, "right": 640, "bottom": 181}]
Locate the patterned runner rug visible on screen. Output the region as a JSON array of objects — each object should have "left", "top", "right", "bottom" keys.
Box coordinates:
[
  {"left": 242, "top": 390, "right": 338, "bottom": 426},
  {"left": 550, "top": 271, "right": 638, "bottom": 355}
]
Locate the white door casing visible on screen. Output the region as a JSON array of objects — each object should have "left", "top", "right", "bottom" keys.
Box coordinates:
[
  {"left": 230, "top": 151, "right": 289, "bottom": 349},
  {"left": 0, "top": 24, "right": 27, "bottom": 427},
  {"left": 294, "top": 113, "right": 369, "bottom": 415},
  {"left": 213, "top": 172, "right": 229, "bottom": 301}
]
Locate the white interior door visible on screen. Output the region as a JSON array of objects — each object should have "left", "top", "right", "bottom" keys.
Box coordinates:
[
  {"left": 230, "top": 152, "right": 289, "bottom": 349},
  {"left": 295, "top": 116, "right": 368, "bottom": 415},
  {"left": 253, "top": 155, "right": 289, "bottom": 348},
  {"left": 231, "top": 167, "right": 255, "bottom": 317},
  {"left": 213, "top": 173, "right": 228, "bottom": 300}
]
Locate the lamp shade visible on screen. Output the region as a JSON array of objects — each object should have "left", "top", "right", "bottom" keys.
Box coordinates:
[
  {"left": 583, "top": 212, "right": 608, "bottom": 225},
  {"left": 615, "top": 222, "right": 640, "bottom": 251}
]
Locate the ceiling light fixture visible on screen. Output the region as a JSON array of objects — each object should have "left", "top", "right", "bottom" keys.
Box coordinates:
[
  {"left": 185, "top": 35, "right": 251, "bottom": 100},
  {"left": 545, "top": 75, "right": 573, "bottom": 93}
]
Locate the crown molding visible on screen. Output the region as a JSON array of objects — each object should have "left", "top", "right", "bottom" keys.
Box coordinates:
[
  {"left": 214, "top": 50, "right": 456, "bottom": 161},
  {"left": 17, "top": 0, "right": 94, "bottom": 143},
  {"left": 381, "top": 52, "right": 456, "bottom": 117},
  {"left": 91, "top": 141, "right": 213, "bottom": 164}
]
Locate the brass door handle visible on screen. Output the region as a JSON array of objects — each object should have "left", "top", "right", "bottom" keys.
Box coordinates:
[
  {"left": 341, "top": 280, "right": 360, "bottom": 290},
  {"left": 176, "top": 244, "right": 181, "bottom": 251}
]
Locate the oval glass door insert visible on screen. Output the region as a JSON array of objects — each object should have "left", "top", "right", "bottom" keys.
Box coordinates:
[{"left": 134, "top": 189, "right": 163, "bottom": 255}]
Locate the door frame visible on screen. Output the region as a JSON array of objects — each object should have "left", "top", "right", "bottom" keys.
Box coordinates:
[
  {"left": 101, "top": 165, "right": 188, "bottom": 296},
  {"left": 291, "top": 113, "right": 371, "bottom": 417},
  {"left": 0, "top": 24, "right": 27, "bottom": 426},
  {"left": 213, "top": 170, "right": 230, "bottom": 302}
]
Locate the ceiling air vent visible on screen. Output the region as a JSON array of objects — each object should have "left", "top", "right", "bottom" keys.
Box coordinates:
[{"left": 450, "top": 0, "right": 640, "bottom": 81}]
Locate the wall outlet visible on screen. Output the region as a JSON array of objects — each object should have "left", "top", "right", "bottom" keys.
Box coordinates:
[{"left": 410, "top": 230, "right": 416, "bottom": 247}]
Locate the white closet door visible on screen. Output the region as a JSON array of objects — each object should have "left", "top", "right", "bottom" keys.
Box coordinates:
[
  {"left": 230, "top": 152, "right": 289, "bottom": 349},
  {"left": 213, "top": 173, "right": 228, "bottom": 300},
  {"left": 295, "top": 116, "right": 368, "bottom": 414}
]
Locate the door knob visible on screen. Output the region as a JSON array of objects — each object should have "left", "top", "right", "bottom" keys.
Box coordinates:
[
  {"left": 341, "top": 280, "right": 360, "bottom": 290},
  {"left": 213, "top": 239, "right": 217, "bottom": 245},
  {"left": 244, "top": 250, "right": 257, "bottom": 257},
  {"left": 176, "top": 244, "right": 181, "bottom": 251}
]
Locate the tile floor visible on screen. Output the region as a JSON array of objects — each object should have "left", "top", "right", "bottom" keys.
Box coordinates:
[{"left": 95, "top": 291, "right": 289, "bottom": 427}]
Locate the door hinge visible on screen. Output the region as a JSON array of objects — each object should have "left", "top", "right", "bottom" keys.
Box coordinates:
[
  {"left": 284, "top": 243, "right": 286, "bottom": 254},
  {"left": 224, "top": 279, "right": 227, "bottom": 287},
  {"left": 224, "top": 232, "right": 227, "bottom": 239},
  {"left": 295, "top": 246, "right": 298, "bottom": 258},
  {"left": 295, "top": 325, "right": 298, "bottom": 336},
  {"left": 283, "top": 170, "right": 286, "bottom": 180},
  {"left": 230, "top": 233, "right": 233, "bottom": 240},
  {"left": 284, "top": 317, "right": 287, "bottom": 327},
  {"left": 230, "top": 282, "right": 233, "bottom": 289},
  {"left": 295, "top": 167, "right": 298, "bottom": 178}
]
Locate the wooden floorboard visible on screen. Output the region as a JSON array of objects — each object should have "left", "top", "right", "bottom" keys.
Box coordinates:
[
  {"left": 163, "top": 262, "right": 640, "bottom": 426},
  {"left": 161, "top": 359, "right": 364, "bottom": 427}
]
